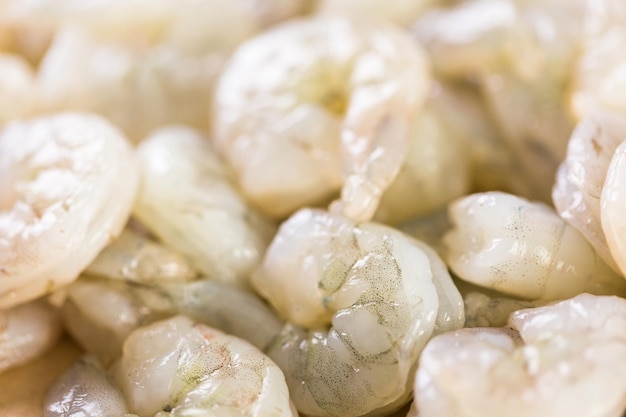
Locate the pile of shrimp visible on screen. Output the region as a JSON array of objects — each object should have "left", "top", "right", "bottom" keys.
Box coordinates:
[{"left": 1, "top": 0, "right": 626, "bottom": 416}]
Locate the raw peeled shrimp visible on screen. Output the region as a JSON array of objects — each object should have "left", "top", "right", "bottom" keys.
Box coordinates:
[
  {"left": 45, "top": 355, "right": 131, "bottom": 417},
  {"left": 552, "top": 111, "right": 626, "bottom": 273},
  {"left": 133, "top": 126, "right": 275, "bottom": 289},
  {"left": 0, "top": 113, "right": 138, "bottom": 309},
  {"left": 411, "top": 293, "right": 626, "bottom": 417},
  {"left": 213, "top": 15, "right": 430, "bottom": 221},
  {"left": 0, "top": 299, "right": 62, "bottom": 373},
  {"left": 444, "top": 191, "right": 626, "bottom": 300},
  {"left": 251, "top": 208, "right": 464, "bottom": 416},
  {"left": 85, "top": 228, "right": 197, "bottom": 283},
  {"left": 114, "top": 316, "right": 296, "bottom": 417},
  {"left": 602, "top": 138, "right": 626, "bottom": 278}
]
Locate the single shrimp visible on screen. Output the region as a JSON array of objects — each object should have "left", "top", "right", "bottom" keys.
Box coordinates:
[
  {"left": 85, "top": 228, "right": 198, "bottom": 283},
  {"left": 444, "top": 191, "right": 626, "bottom": 300},
  {"left": 251, "top": 208, "right": 464, "bottom": 416},
  {"left": 315, "top": 0, "right": 440, "bottom": 26},
  {"left": 0, "top": 53, "right": 36, "bottom": 125},
  {"left": 45, "top": 355, "right": 132, "bottom": 417},
  {"left": 0, "top": 299, "right": 62, "bottom": 373},
  {"left": 113, "top": 316, "right": 296, "bottom": 417},
  {"left": 552, "top": 111, "right": 626, "bottom": 273},
  {"left": 0, "top": 112, "right": 138, "bottom": 309},
  {"left": 133, "top": 126, "right": 275, "bottom": 289},
  {"left": 411, "top": 293, "right": 626, "bottom": 417},
  {"left": 212, "top": 15, "right": 430, "bottom": 221}
]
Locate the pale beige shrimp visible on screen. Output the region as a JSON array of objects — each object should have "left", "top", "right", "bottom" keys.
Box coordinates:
[
  {"left": 444, "top": 191, "right": 626, "bottom": 300},
  {"left": 252, "top": 208, "right": 464, "bottom": 416},
  {"left": 85, "top": 228, "right": 197, "bottom": 283},
  {"left": 373, "top": 84, "right": 471, "bottom": 225},
  {"left": 114, "top": 316, "right": 296, "bottom": 417},
  {"left": 552, "top": 111, "right": 626, "bottom": 273},
  {"left": 45, "top": 355, "right": 131, "bottom": 417},
  {"left": 213, "top": 15, "right": 430, "bottom": 221},
  {"left": 315, "top": 0, "right": 441, "bottom": 26},
  {"left": 133, "top": 126, "right": 275, "bottom": 289},
  {"left": 0, "top": 299, "right": 62, "bottom": 373},
  {"left": 0, "top": 113, "right": 138, "bottom": 309},
  {"left": 0, "top": 53, "right": 36, "bottom": 125},
  {"left": 412, "top": 293, "right": 626, "bottom": 417}
]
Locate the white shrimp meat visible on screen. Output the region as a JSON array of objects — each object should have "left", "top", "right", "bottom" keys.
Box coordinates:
[
  {"left": 213, "top": 15, "right": 430, "bottom": 221},
  {"left": 412, "top": 293, "right": 626, "bottom": 417},
  {"left": 252, "top": 208, "right": 463, "bottom": 416},
  {"left": 0, "top": 112, "right": 138, "bottom": 308}
]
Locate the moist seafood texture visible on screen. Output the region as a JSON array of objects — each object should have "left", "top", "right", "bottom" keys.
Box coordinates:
[
  {"left": 252, "top": 208, "right": 463, "bottom": 416},
  {"left": 0, "top": 299, "right": 61, "bottom": 373},
  {"left": 0, "top": 53, "right": 36, "bottom": 125},
  {"left": 133, "top": 126, "right": 275, "bottom": 289},
  {"left": 463, "top": 292, "right": 537, "bottom": 328},
  {"left": 213, "top": 15, "right": 430, "bottom": 221},
  {"left": 412, "top": 293, "right": 626, "bottom": 417},
  {"left": 374, "top": 87, "right": 471, "bottom": 225},
  {"left": 552, "top": 111, "right": 626, "bottom": 273},
  {"left": 45, "top": 355, "right": 131, "bottom": 417},
  {"left": 114, "top": 316, "right": 296, "bottom": 417},
  {"left": 0, "top": 113, "right": 138, "bottom": 309},
  {"left": 444, "top": 191, "right": 626, "bottom": 300},
  {"left": 85, "top": 228, "right": 197, "bottom": 283}
]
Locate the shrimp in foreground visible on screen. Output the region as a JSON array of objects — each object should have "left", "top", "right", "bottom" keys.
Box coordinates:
[
  {"left": 133, "top": 126, "right": 275, "bottom": 289},
  {"left": 444, "top": 192, "right": 626, "bottom": 300},
  {"left": 45, "top": 355, "right": 131, "bottom": 417},
  {"left": 0, "top": 113, "right": 138, "bottom": 309},
  {"left": 552, "top": 111, "right": 626, "bottom": 273},
  {"left": 113, "top": 316, "right": 296, "bottom": 417},
  {"left": 0, "top": 299, "right": 62, "bottom": 373},
  {"left": 411, "top": 293, "right": 626, "bottom": 417},
  {"left": 252, "top": 208, "right": 464, "bottom": 416},
  {"left": 213, "top": 15, "right": 430, "bottom": 221},
  {"left": 602, "top": 137, "right": 626, "bottom": 278}
]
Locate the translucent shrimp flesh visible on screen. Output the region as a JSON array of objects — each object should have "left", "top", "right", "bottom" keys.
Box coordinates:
[
  {"left": 552, "top": 111, "right": 626, "bottom": 273},
  {"left": 85, "top": 228, "right": 198, "bottom": 284},
  {"left": 213, "top": 15, "right": 430, "bottom": 221},
  {"left": 45, "top": 355, "right": 131, "bottom": 417},
  {"left": 444, "top": 191, "right": 626, "bottom": 300},
  {"left": 602, "top": 137, "right": 626, "bottom": 278},
  {"left": 0, "top": 112, "right": 138, "bottom": 309},
  {"left": 412, "top": 293, "right": 626, "bottom": 417},
  {"left": 0, "top": 299, "right": 62, "bottom": 373},
  {"left": 133, "top": 126, "right": 275, "bottom": 289},
  {"left": 114, "top": 315, "right": 296, "bottom": 417},
  {"left": 251, "top": 208, "right": 464, "bottom": 416}
]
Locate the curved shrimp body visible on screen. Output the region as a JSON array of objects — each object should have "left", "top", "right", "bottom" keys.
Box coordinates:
[
  {"left": 444, "top": 192, "right": 626, "bottom": 300},
  {"left": 0, "top": 299, "right": 62, "bottom": 373},
  {"left": 0, "top": 113, "right": 138, "bottom": 309},
  {"left": 413, "top": 293, "right": 626, "bottom": 417},
  {"left": 213, "top": 15, "right": 430, "bottom": 221},
  {"left": 552, "top": 111, "right": 626, "bottom": 273},
  {"left": 133, "top": 126, "right": 276, "bottom": 289},
  {"left": 252, "top": 208, "right": 464, "bottom": 416},
  {"left": 602, "top": 138, "right": 626, "bottom": 278},
  {"left": 114, "top": 316, "right": 296, "bottom": 417}
]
